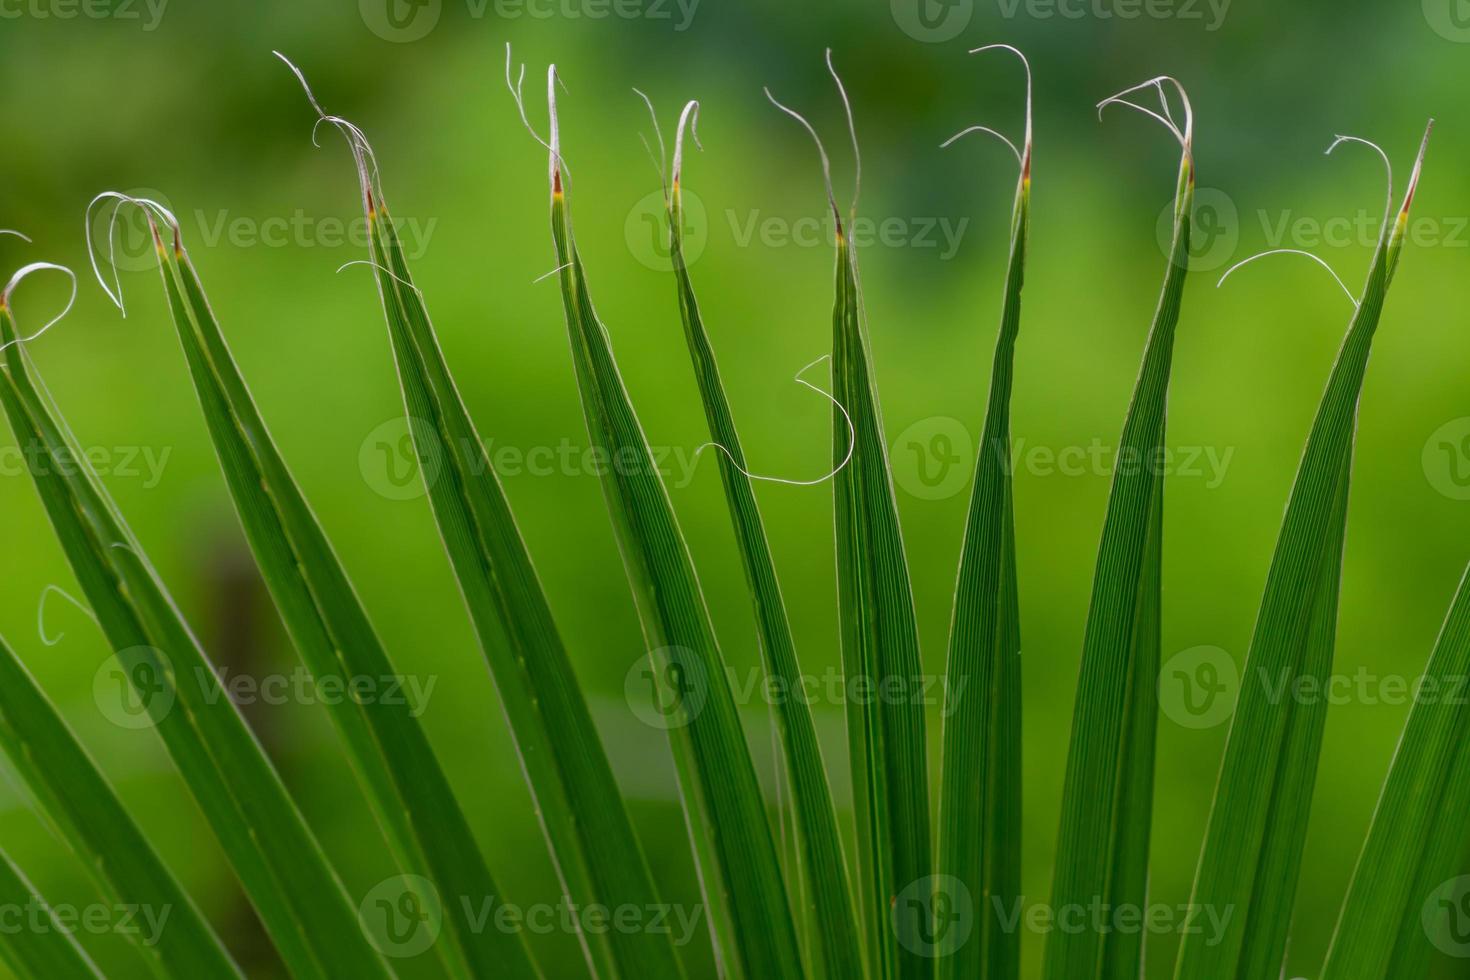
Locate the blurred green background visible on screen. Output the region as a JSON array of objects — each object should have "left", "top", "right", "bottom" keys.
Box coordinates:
[{"left": 2, "top": 0, "right": 1469, "bottom": 976}]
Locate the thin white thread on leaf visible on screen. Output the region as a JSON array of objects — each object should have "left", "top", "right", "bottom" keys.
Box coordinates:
[
  {"left": 943, "top": 44, "right": 1033, "bottom": 179},
  {"left": 533, "top": 262, "right": 573, "bottom": 284},
  {"left": 505, "top": 44, "right": 572, "bottom": 189},
  {"left": 1097, "top": 75, "right": 1194, "bottom": 166},
  {"left": 85, "top": 192, "right": 176, "bottom": 316},
  {"left": 632, "top": 88, "right": 669, "bottom": 191},
  {"left": 1326, "top": 135, "right": 1394, "bottom": 247},
  {"left": 275, "top": 51, "right": 385, "bottom": 213},
  {"left": 693, "top": 354, "right": 855, "bottom": 486},
  {"left": 335, "top": 260, "right": 422, "bottom": 295},
  {"left": 0, "top": 263, "right": 78, "bottom": 353},
  {"left": 825, "top": 49, "right": 861, "bottom": 218},
  {"left": 0, "top": 230, "right": 31, "bottom": 242},
  {"left": 764, "top": 88, "right": 842, "bottom": 226},
  {"left": 38, "top": 585, "right": 98, "bottom": 647},
  {"left": 941, "top": 126, "right": 1022, "bottom": 166},
  {"left": 1217, "top": 249, "right": 1357, "bottom": 307}
]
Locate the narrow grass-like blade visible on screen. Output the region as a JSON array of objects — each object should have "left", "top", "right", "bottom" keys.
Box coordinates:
[
  {"left": 654, "top": 100, "right": 861, "bottom": 980},
  {"left": 278, "top": 56, "right": 679, "bottom": 980},
  {"left": 0, "top": 850, "right": 103, "bottom": 979},
  {"left": 764, "top": 55, "right": 933, "bottom": 980},
  {"left": 1175, "top": 123, "right": 1432, "bottom": 979},
  {"left": 0, "top": 286, "right": 392, "bottom": 980},
  {"left": 527, "top": 64, "right": 804, "bottom": 978},
  {"left": 935, "top": 46, "right": 1030, "bottom": 980},
  {"left": 0, "top": 632, "right": 242, "bottom": 979},
  {"left": 1321, "top": 563, "right": 1470, "bottom": 978},
  {"left": 103, "top": 205, "right": 527, "bottom": 980},
  {"left": 1044, "top": 78, "right": 1195, "bottom": 980}
]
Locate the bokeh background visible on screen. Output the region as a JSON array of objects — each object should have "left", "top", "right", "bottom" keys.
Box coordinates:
[{"left": 2, "top": 0, "right": 1469, "bottom": 976}]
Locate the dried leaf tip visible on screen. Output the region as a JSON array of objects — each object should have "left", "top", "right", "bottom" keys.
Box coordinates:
[
  {"left": 1397, "top": 119, "right": 1433, "bottom": 219},
  {"left": 547, "top": 63, "right": 563, "bottom": 195},
  {"left": 672, "top": 100, "right": 701, "bottom": 191},
  {"left": 943, "top": 44, "right": 1034, "bottom": 188},
  {"left": 0, "top": 262, "right": 78, "bottom": 351},
  {"left": 84, "top": 192, "right": 178, "bottom": 316},
  {"left": 274, "top": 50, "right": 382, "bottom": 214},
  {"left": 1097, "top": 75, "right": 1194, "bottom": 178}
]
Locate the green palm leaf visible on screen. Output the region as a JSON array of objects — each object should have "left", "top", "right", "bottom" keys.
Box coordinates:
[
  {"left": 0, "top": 632, "right": 241, "bottom": 979},
  {"left": 512, "top": 56, "right": 804, "bottom": 979},
  {"left": 0, "top": 849, "right": 104, "bottom": 979},
  {"left": 642, "top": 95, "right": 862, "bottom": 979},
  {"left": 90, "top": 194, "right": 531, "bottom": 980},
  {"left": 1322, "top": 562, "right": 1470, "bottom": 978},
  {"left": 1044, "top": 76, "right": 1194, "bottom": 980},
  {"left": 278, "top": 54, "right": 680, "bottom": 980},
  {"left": 935, "top": 44, "right": 1030, "bottom": 980},
  {"left": 766, "top": 51, "right": 932, "bottom": 980},
  {"left": 1175, "top": 122, "right": 1432, "bottom": 979},
  {"left": 0, "top": 266, "right": 392, "bottom": 980}
]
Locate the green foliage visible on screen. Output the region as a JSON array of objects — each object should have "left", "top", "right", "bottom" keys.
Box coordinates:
[{"left": 0, "top": 48, "right": 1457, "bottom": 980}]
